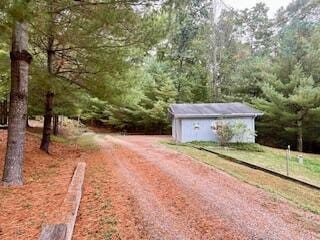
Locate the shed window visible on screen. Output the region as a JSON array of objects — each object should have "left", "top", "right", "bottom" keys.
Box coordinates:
[{"left": 193, "top": 122, "right": 200, "bottom": 130}]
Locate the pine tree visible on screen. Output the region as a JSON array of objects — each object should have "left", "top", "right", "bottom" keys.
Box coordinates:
[
  {"left": 2, "top": 1, "right": 32, "bottom": 186},
  {"left": 237, "top": 3, "right": 273, "bottom": 54},
  {"left": 256, "top": 65, "right": 320, "bottom": 152},
  {"left": 27, "top": 0, "right": 158, "bottom": 152},
  {"left": 138, "top": 58, "right": 177, "bottom": 133}
]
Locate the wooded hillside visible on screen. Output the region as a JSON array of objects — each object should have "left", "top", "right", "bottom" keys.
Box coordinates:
[{"left": 0, "top": 0, "right": 319, "bottom": 154}]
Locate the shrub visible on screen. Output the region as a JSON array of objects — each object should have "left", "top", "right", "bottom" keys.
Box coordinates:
[
  {"left": 214, "top": 121, "right": 234, "bottom": 146},
  {"left": 231, "top": 121, "right": 256, "bottom": 143}
]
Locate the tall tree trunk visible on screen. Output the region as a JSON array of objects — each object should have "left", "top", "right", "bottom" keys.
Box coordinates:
[
  {"left": 53, "top": 114, "right": 58, "bottom": 135},
  {"left": 40, "top": 91, "right": 54, "bottom": 153},
  {"left": 209, "top": 0, "right": 228, "bottom": 103},
  {"left": 212, "top": 44, "right": 220, "bottom": 102},
  {"left": 40, "top": 14, "right": 55, "bottom": 152},
  {"left": 210, "top": 0, "right": 219, "bottom": 102},
  {"left": 2, "top": 22, "right": 32, "bottom": 186},
  {"left": 296, "top": 110, "right": 304, "bottom": 152},
  {"left": 0, "top": 100, "right": 8, "bottom": 125},
  {"left": 26, "top": 114, "right": 30, "bottom": 128},
  {"left": 297, "top": 119, "right": 303, "bottom": 152},
  {"left": 0, "top": 101, "right": 4, "bottom": 125},
  {"left": 176, "top": 59, "right": 183, "bottom": 103}
]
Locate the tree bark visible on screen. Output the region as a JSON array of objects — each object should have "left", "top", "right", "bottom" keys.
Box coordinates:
[
  {"left": 297, "top": 119, "right": 303, "bottom": 152},
  {"left": 26, "top": 115, "right": 30, "bottom": 128},
  {"left": 296, "top": 109, "right": 304, "bottom": 152},
  {"left": 0, "top": 99, "right": 8, "bottom": 125},
  {"left": 176, "top": 59, "right": 183, "bottom": 103},
  {"left": 0, "top": 101, "right": 4, "bottom": 125},
  {"left": 2, "top": 22, "right": 32, "bottom": 186},
  {"left": 40, "top": 91, "right": 54, "bottom": 153},
  {"left": 53, "top": 114, "right": 59, "bottom": 135},
  {"left": 40, "top": 3, "right": 55, "bottom": 151},
  {"left": 0, "top": 101, "right": 3, "bottom": 125},
  {"left": 210, "top": 0, "right": 219, "bottom": 102}
]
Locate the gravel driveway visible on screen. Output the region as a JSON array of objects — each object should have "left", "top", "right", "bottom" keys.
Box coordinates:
[{"left": 97, "top": 135, "right": 320, "bottom": 240}]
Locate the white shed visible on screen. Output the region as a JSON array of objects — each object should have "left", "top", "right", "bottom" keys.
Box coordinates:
[{"left": 169, "top": 102, "right": 263, "bottom": 143}]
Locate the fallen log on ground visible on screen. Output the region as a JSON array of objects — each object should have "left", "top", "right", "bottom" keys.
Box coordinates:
[
  {"left": 39, "top": 162, "right": 86, "bottom": 240},
  {"left": 39, "top": 224, "right": 67, "bottom": 240}
]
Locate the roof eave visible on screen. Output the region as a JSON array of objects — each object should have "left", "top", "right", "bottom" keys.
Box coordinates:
[{"left": 173, "top": 113, "right": 263, "bottom": 118}]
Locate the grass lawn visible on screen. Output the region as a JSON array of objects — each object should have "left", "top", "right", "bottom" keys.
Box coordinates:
[
  {"left": 188, "top": 142, "right": 320, "bottom": 187},
  {"left": 27, "top": 127, "right": 98, "bottom": 150},
  {"left": 165, "top": 142, "right": 320, "bottom": 215}
]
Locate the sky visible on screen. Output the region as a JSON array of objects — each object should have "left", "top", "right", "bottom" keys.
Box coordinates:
[{"left": 224, "top": 0, "right": 292, "bottom": 16}]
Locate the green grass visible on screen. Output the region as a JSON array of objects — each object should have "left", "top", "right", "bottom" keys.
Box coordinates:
[
  {"left": 75, "top": 133, "right": 99, "bottom": 150},
  {"left": 27, "top": 131, "right": 70, "bottom": 144},
  {"left": 51, "top": 134, "right": 69, "bottom": 144},
  {"left": 165, "top": 143, "right": 320, "bottom": 215},
  {"left": 190, "top": 141, "right": 264, "bottom": 152},
  {"left": 27, "top": 130, "right": 99, "bottom": 150},
  {"left": 189, "top": 142, "right": 320, "bottom": 187}
]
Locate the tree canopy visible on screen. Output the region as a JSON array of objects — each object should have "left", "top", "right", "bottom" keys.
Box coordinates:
[{"left": 0, "top": 0, "right": 320, "bottom": 152}]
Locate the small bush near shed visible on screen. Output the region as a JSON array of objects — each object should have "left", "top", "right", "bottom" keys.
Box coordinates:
[{"left": 214, "top": 122, "right": 234, "bottom": 146}]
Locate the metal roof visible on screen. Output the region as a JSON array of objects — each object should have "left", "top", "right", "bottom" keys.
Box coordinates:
[{"left": 169, "top": 102, "right": 263, "bottom": 118}]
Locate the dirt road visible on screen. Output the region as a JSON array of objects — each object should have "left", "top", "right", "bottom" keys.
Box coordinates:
[{"left": 96, "top": 134, "right": 320, "bottom": 240}]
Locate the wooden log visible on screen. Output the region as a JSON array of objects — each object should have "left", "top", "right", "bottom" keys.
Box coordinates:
[
  {"left": 63, "top": 162, "right": 86, "bottom": 240},
  {"left": 39, "top": 224, "right": 67, "bottom": 240},
  {"left": 38, "top": 162, "right": 86, "bottom": 240}
]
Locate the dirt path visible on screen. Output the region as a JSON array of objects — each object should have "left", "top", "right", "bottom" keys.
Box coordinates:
[{"left": 96, "top": 134, "right": 320, "bottom": 240}]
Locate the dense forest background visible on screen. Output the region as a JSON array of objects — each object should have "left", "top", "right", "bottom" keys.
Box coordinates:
[{"left": 0, "top": 0, "right": 320, "bottom": 152}]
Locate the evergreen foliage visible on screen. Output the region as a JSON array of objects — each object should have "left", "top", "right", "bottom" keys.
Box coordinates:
[
  {"left": 0, "top": 0, "right": 319, "bottom": 152},
  {"left": 256, "top": 65, "right": 320, "bottom": 151}
]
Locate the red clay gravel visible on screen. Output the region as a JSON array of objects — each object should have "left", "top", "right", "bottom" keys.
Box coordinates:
[{"left": 97, "top": 134, "right": 320, "bottom": 240}]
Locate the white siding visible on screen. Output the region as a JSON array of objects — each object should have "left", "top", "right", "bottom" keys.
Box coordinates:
[
  {"left": 172, "top": 117, "right": 182, "bottom": 141},
  {"left": 177, "top": 117, "right": 255, "bottom": 143},
  {"left": 172, "top": 118, "right": 176, "bottom": 140},
  {"left": 180, "top": 118, "right": 217, "bottom": 142},
  {"left": 176, "top": 118, "right": 182, "bottom": 142}
]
